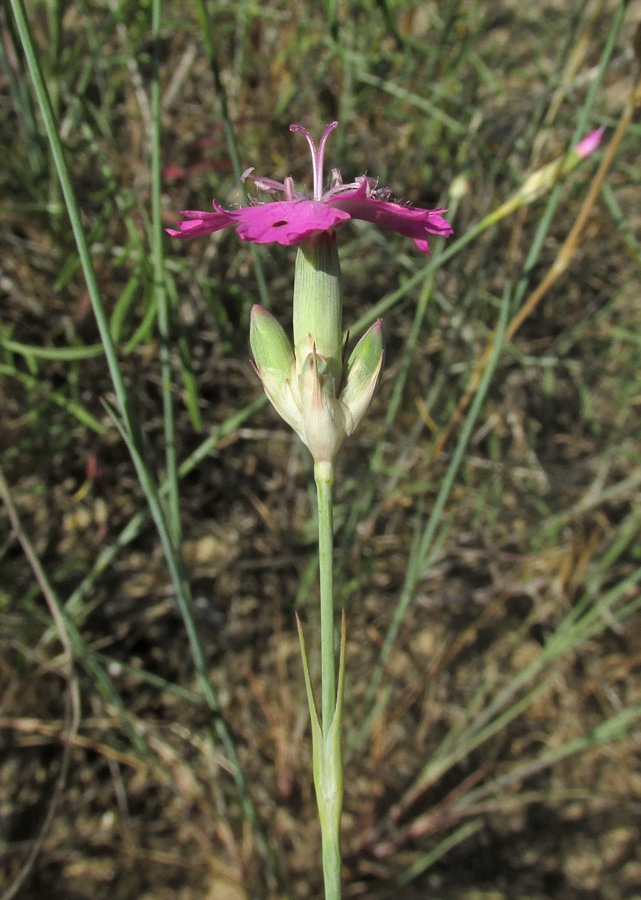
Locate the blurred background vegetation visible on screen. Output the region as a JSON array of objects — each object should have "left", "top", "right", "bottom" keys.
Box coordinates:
[{"left": 1, "top": 0, "right": 641, "bottom": 898}]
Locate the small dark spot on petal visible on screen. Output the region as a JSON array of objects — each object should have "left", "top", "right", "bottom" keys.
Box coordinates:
[{"left": 272, "top": 220, "right": 288, "bottom": 227}]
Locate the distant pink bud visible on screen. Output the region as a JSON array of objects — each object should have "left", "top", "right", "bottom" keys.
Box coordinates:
[{"left": 576, "top": 127, "right": 605, "bottom": 160}]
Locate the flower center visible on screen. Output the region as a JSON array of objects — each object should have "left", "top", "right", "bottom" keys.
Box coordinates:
[{"left": 290, "top": 121, "right": 338, "bottom": 201}]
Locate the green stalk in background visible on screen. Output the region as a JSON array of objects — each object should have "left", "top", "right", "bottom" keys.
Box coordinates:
[
  {"left": 150, "top": 0, "right": 181, "bottom": 546},
  {"left": 7, "top": 0, "right": 274, "bottom": 882}
]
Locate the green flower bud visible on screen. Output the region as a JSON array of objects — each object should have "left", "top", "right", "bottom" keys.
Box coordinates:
[
  {"left": 250, "top": 304, "right": 295, "bottom": 376},
  {"left": 251, "top": 298, "right": 383, "bottom": 465},
  {"left": 250, "top": 305, "right": 302, "bottom": 435},
  {"left": 340, "top": 319, "right": 384, "bottom": 433}
]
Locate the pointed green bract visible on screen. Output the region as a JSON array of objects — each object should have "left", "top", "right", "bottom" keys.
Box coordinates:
[
  {"left": 341, "top": 319, "right": 384, "bottom": 431},
  {"left": 345, "top": 318, "right": 384, "bottom": 376},
  {"left": 249, "top": 304, "right": 295, "bottom": 376}
]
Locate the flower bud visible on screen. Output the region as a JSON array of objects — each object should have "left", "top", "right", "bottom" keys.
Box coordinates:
[
  {"left": 250, "top": 305, "right": 302, "bottom": 435},
  {"left": 251, "top": 269, "right": 385, "bottom": 465},
  {"left": 297, "top": 345, "right": 352, "bottom": 464},
  {"left": 340, "top": 319, "right": 384, "bottom": 433},
  {"left": 250, "top": 304, "right": 295, "bottom": 375}
]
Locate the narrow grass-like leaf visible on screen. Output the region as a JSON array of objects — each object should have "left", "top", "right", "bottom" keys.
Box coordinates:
[
  {"left": 0, "top": 364, "right": 106, "bottom": 434},
  {"left": 357, "top": 283, "right": 511, "bottom": 747},
  {"left": 110, "top": 269, "right": 142, "bottom": 343},
  {"left": 0, "top": 339, "right": 104, "bottom": 361},
  {"left": 150, "top": 0, "right": 180, "bottom": 546}
]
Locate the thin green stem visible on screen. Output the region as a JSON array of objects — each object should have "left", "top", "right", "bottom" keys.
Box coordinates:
[
  {"left": 8, "top": 0, "right": 130, "bottom": 425},
  {"left": 150, "top": 0, "right": 180, "bottom": 545},
  {"left": 315, "top": 460, "right": 343, "bottom": 898},
  {"left": 315, "top": 460, "right": 336, "bottom": 732},
  {"left": 322, "top": 832, "right": 341, "bottom": 900},
  {"left": 192, "top": 0, "right": 270, "bottom": 309},
  {"left": 10, "top": 2, "right": 274, "bottom": 879}
]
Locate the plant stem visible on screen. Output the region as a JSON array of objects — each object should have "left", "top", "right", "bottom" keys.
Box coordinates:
[
  {"left": 314, "top": 459, "right": 343, "bottom": 899},
  {"left": 322, "top": 827, "right": 342, "bottom": 900},
  {"left": 315, "top": 460, "right": 336, "bottom": 732},
  {"left": 151, "top": 0, "right": 181, "bottom": 547}
]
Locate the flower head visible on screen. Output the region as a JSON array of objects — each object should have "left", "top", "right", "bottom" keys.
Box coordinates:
[
  {"left": 250, "top": 305, "right": 384, "bottom": 465},
  {"left": 168, "top": 122, "right": 453, "bottom": 252}
]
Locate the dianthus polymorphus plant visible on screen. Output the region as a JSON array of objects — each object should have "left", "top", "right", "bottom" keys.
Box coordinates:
[{"left": 169, "top": 119, "right": 453, "bottom": 899}]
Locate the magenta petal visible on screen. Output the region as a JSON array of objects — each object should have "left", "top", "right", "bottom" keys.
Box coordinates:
[
  {"left": 233, "top": 199, "right": 350, "bottom": 246},
  {"left": 166, "top": 205, "right": 237, "bottom": 239},
  {"left": 328, "top": 187, "right": 453, "bottom": 253}
]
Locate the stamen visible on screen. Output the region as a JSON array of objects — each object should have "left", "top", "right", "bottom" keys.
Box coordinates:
[{"left": 284, "top": 176, "right": 295, "bottom": 201}]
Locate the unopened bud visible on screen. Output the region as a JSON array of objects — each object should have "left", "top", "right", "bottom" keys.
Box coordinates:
[
  {"left": 298, "top": 345, "right": 351, "bottom": 464},
  {"left": 250, "top": 304, "right": 295, "bottom": 376},
  {"left": 340, "top": 320, "right": 384, "bottom": 432},
  {"left": 575, "top": 127, "right": 604, "bottom": 160},
  {"left": 250, "top": 305, "right": 302, "bottom": 435},
  {"left": 251, "top": 259, "right": 385, "bottom": 465},
  {"left": 449, "top": 172, "right": 470, "bottom": 203}
]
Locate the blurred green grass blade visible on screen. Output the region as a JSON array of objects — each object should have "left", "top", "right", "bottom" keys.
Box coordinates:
[
  {"left": 352, "top": 62, "right": 468, "bottom": 136},
  {"left": 151, "top": 0, "right": 180, "bottom": 547},
  {"left": 398, "top": 700, "right": 641, "bottom": 883},
  {"left": 8, "top": 0, "right": 132, "bottom": 430},
  {"left": 0, "top": 338, "right": 104, "bottom": 361},
  {"left": 0, "top": 6, "right": 45, "bottom": 177},
  {"left": 95, "top": 652, "right": 204, "bottom": 707},
  {"left": 110, "top": 269, "right": 142, "bottom": 343},
  {"left": 165, "top": 267, "right": 203, "bottom": 431},
  {"left": 600, "top": 181, "right": 641, "bottom": 270},
  {"left": 357, "top": 282, "right": 511, "bottom": 749},
  {"left": 191, "top": 0, "right": 270, "bottom": 310},
  {"left": 53, "top": 199, "right": 114, "bottom": 291},
  {"left": 0, "top": 464, "right": 149, "bottom": 758},
  {"left": 176, "top": 330, "right": 202, "bottom": 432},
  {"left": 0, "top": 363, "right": 106, "bottom": 434},
  {"left": 406, "top": 561, "right": 641, "bottom": 807},
  {"left": 458, "top": 702, "right": 641, "bottom": 812},
  {"left": 396, "top": 820, "right": 483, "bottom": 887},
  {"left": 60, "top": 393, "right": 266, "bottom": 626},
  {"left": 66, "top": 617, "right": 150, "bottom": 758},
  {"left": 122, "top": 288, "right": 158, "bottom": 354}
]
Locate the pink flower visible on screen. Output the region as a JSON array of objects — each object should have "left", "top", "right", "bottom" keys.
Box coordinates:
[{"left": 167, "top": 122, "right": 453, "bottom": 253}]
